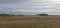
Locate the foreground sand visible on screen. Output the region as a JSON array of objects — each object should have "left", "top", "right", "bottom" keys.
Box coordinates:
[{"left": 0, "top": 16, "right": 60, "bottom": 28}]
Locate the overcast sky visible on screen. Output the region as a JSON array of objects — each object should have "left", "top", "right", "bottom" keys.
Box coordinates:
[{"left": 0, "top": 0, "right": 60, "bottom": 15}]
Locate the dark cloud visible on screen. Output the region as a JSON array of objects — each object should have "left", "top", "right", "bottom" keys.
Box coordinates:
[{"left": 0, "top": 0, "right": 27, "bottom": 4}]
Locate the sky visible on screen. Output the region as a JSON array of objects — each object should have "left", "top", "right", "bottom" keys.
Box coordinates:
[{"left": 0, "top": 0, "right": 60, "bottom": 15}]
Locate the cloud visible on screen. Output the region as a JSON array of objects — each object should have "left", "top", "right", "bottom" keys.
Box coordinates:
[
  {"left": 0, "top": 0, "right": 48, "bottom": 15},
  {"left": 0, "top": 0, "right": 60, "bottom": 15}
]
